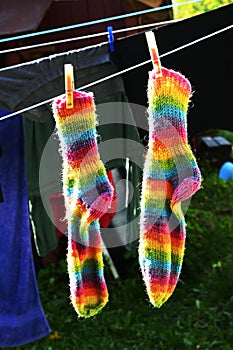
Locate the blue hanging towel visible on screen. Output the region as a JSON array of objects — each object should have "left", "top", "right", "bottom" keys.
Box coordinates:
[{"left": 0, "top": 110, "right": 51, "bottom": 347}]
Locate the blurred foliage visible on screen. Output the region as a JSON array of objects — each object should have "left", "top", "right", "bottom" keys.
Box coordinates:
[{"left": 173, "top": 0, "right": 233, "bottom": 19}]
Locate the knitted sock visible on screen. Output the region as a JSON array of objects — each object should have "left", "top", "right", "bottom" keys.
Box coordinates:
[
  {"left": 53, "top": 91, "right": 114, "bottom": 237},
  {"left": 52, "top": 91, "right": 113, "bottom": 317},
  {"left": 139, "top": 67, "right": 201, "bottom": 307},
  {"left": 67, "top": 219, "right": 108, "bottom": 317}
]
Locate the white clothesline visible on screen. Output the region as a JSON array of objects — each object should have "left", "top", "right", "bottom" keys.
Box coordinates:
[{"left": 0, "top": 24, "right": 232, "bottom": 122}]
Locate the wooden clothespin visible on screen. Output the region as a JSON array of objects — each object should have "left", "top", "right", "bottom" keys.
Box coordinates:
[
  {"left": 145, "top": 31, "right": 162, "bottom": 77},
  {"left": 64, "top": 63, "right": 74, "bottom": 108}
]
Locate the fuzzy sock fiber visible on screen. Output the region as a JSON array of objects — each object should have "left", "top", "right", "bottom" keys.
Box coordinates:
[
  {"left": 139, "top": 67, "right": 202, "bottom": 307},
  {"left": 52, "top": 91, "right": 113, "bottom": 317}
]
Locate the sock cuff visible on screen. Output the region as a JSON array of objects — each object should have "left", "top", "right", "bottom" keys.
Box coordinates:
[
  {"left": 53, "top": 91, "right": 94, "bottom": 115},
  {"left": 147, "top": 67, "right": 192, "bottom": 113},
  {"left": 52, "top": 91, "right": 97, "bottom": 133}
]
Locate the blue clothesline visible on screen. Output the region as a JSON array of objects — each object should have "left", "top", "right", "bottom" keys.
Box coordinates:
[{"left": 0, "top": 0, "right": 201, "bottom": 43}]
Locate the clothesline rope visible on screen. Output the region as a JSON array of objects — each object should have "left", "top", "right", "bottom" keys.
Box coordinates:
[
  {"left": 0, "top": 19, "right": 183, "bottom": 55},
  {"left": 0, "top": 0, "right": 200, "bottom": 43},
  {"left": 0, "top": 23, "right": 232, "bottom": 122}
]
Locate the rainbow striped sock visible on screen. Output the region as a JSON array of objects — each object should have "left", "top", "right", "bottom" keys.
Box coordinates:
[
  {"left": 139, "top": 67, "right": 202, "bottom": 307},
  {"left": 52, "top": 91, "right": 113, "bottom": 317},
  {"left": 67, "top": 220, "right": 109, "bottom": 317}
]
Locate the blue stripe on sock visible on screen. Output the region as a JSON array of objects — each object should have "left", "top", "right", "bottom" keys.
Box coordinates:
[
  {"left": 152, "top": 106, "right": 186, "bottom": 121},
  {"left": 141, "top": 257, "right": 181, "bottom": 274}
]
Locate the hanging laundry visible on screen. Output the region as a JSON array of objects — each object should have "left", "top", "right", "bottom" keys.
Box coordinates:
[
  {"left": 52, "top": 91, "right": 114, "bottom": 318},
  {"left": 0, "top": 4, "right": 231, "bottom": 270},
  {"left": 139, "top": 67, "right": 202, "bottom": 307},
  {"left": 0, "top": 110, "right": 51, "bottom": 347}
]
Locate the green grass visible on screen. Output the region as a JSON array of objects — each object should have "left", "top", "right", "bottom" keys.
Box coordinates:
[{"left": 3, "top": 159, "right": 233, "bottom": 349}]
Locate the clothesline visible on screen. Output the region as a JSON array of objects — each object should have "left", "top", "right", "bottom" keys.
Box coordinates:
[
  {"left": 0, "top": 23, "right": 232, "bottom": 122},
  {"left": 0, "top": 0, "right": 200, "bottom": 44},
  {"left": 0, "top": 19, "right": 183, "bottom": 55}
]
